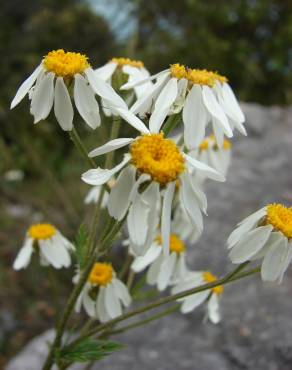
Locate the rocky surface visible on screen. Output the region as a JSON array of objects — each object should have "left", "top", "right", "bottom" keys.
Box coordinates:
[{"left": 5, "top": 103, "right": 292, "bottom": 370}]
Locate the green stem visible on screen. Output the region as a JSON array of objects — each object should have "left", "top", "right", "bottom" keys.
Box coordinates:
[
  {"left": 69, "top": 265, "right": 260, "bottom": 348},
  {"left": 69, "top": 128, "right": 97, "bottom": 169},
  {"left": 162, "top": 114, "right": 181, "bottom": 136}
]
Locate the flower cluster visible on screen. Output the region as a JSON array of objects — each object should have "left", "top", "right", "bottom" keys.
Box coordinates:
[{"left": 11, "top": 50, "right": 292, "bottom": 333}]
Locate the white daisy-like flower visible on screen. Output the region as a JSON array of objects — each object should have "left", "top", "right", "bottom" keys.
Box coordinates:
[
  {"left": 13, "top": 223, "right": 74, "bottom": 270},
  {"left": 228, "top": 203, "right": 292, "bottom": 283},
  {"left": 190, "top": 135, "right": 232, "bottom": 185},
  {"left": 172, "top": 270, "right": 223, "bottom": 324},
  {"left": 122, "top": 63, "right": 246, "bottom": 149},
  {"left": 95, "top": 57, "right": 153, "bottom": 100},
  {"left": 131, "top": 233, "right": 188, "bottom": 291},
  {"left": 82, "top": 129, "right": 224, "bottom": 256},
  {"left": 75, "top": 262, "right": 131, "bottom": 322},
  {"left": 10, "top": 49, "right": 149, "bottom": 134}
]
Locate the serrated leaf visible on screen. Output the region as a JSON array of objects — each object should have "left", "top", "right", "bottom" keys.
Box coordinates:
[
  {"left": 60, "top": 338, "right": 124, "bottom": 363},
  {"left": 75, "top": 224, "right": 89, "bottom": 269}
]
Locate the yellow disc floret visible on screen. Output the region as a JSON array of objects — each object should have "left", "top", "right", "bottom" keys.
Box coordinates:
[
  {"left": 170, "top": 63, "right": 227, "bottom": 87},
  {"left": 130, "top": 133, "right": 185, "bottom": 185},
  {"left": 111, "top": 57, "right": 144, "bottom": 69},
  {"left": 88, "top": 263, "right": 113, "bottom": 286},
  {"left": 43, "top": 49, "right": 90, "bottom": 78},
  {"left": 156, "top": 234, "right": 185, "bottom": 254},
  {"left": 266, "top": 204, "right": 292, "bottom": 238},
  {"left": 28, "top": 223, "right": 56, "bottom": 240},
  {"left": 203, "top": 271, "right": 224, "bottom": 295}
]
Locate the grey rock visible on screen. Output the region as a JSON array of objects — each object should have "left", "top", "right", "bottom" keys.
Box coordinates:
[{"left": 5, "top": 103, "right": 292, "bottom": 370}]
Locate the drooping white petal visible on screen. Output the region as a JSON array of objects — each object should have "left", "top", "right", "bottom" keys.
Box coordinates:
[
  {"left": 157, "top": 252, "right": 177, "bottom": 291},
  {"left": 89, "top": 138, "right": 134, "bottom": 158},
  {"left": 229, "top": 225, "right": 273, "bottom": 263},
  {"left": 40, "top": 237, "right": 71, "bottom": 268},
  {"left": 146, "top": 255, "right": 164, "bottom": 285},
  {"left": 131, "top": 243, "right": 162, "bottom": 272},
  {"left": 74, "top": 74, "right": 100, "bottom": 129},
  {"left": 238, "top": 207, "right": 267, "bottom": 226},
  {"left": 207, "top": 294, "right": 221, "bottom": 324},
  {"left": 221, "top": 82, "right": 245, "bottom": 124},
  {"left": 112, "top": 278, "right": 132, "bottom": 307},
  {"left": 95, "top": 62, "right": 117, "bottom": 81},
  {"left": 202, "top": 86, "right": 232, "bottom": 137},
  {"left": 13, "top": 238, "right": 34, "bottom": 270},
  {"left": 54, "top": 77, "right": 73, "bottom": 131},
  {"left": 121, "top": 70, "right": 170, "bottom": 90},
  {"left": 212, "top": 118, "right": 225, "bottom": 148},
  {"left": 30, "top": 72, "right": 54, "bottom": 123},
  {"left": 127, "top": 194, "right": 150, "bottom": 248},
  {"left": 183, "top": 85, "right": 208, "bottom": 149},
  {"left": 149, "top": 78, "right": 178, "bottom": 133},
  {"left": 250, "top": 231, "right": 283, "bottom": 260},
  {"left": 108, "top": 166, "right": 136, "bottom": 221},
  {"left": 278, "top": 243, "right": 292, "bottom": 283},
  {"left": 83, "top": 289, "right": 96, "bottom": 318},
  {"left": 181, "top": 290, "right": 209, "bottom": 314},
  {"left": 105, "top": 283, "right": 122, "bottom": 318},
  {"left": 180, "top": 173, "right": 203, "bottom": 232},
  {"left": 11, "top": 64, "right": 42, "bottom": 108},
  {"left": 81, "top": 155, "right": 130, "bottom": 186},
  {"left": 97, "top": 287, "right": 110, "bottom": 323},
  {"left": 261, "top": 235, "right": 288, "bottom": 282},
  {"left": 184, "top": 153, "right": 225, "bottom": 182},
  {"left": 161, "top": 182, "right": 175, "bottom": 255},
  {"left": 85, "top": 68, "right": 127, "bottom": 109},
  {"left": 112, "top": 106, "right": 150, "bottom": 134}
]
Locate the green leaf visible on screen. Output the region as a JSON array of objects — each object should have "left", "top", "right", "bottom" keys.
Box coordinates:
[
  {"left": 60, "top": 338, "right": 124, "bottom": 363},
  {"left": 75, "top": 224, "right": 89, "bottom": 269}
]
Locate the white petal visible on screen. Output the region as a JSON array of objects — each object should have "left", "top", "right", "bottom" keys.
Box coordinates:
[
  {"left": 95, "top": 62, "right": 117, "bottom": 81},
  {"left": 131, "top": 243, "right": 162, "bottom": 272},
  {"left": 127, "top": 195, "right": 150, "bottom": 247},
  {"left": 108, "top": 166, "right": 136, "bottom": 221},
  {"left": 81, "top": 155, "right": 130, "bottom": 186},
  {"left": 146, "top": 255, "right": 164, "bottom": 285},
  {"left": 212, "top": 118, "right": 225, "bottom": 148},
  {"left": 180, "top": 173, "right": 203, "bottom": 232},
  {"left": 54, "top": 77, "right": 73, "bottom": 130},
  {"left": 222, "top": 83, "right": 245, "bottom": 124},
  {"left": 11, "top": 64, "right": 42, "bottom": 108},
  {"left": 181, "top": 290, "right": 209, "bottom": 313},
  {"left": 83, "top": 290, "right": 96, "bottom": 318},
  {"left": 74, "top": 74, "right": 100, "bottom": 129},
  {"left": 112, "top": 107, "right": 150, "bottom": 134},
  {"left": 183, "top": 85, "right": 208, "bottom": 149},
  {"left": 184, "top": 153, "right": 225, "bottom": 182},
  {"left": 157, "top": 252, "right": 177, "bottom": 291},
  {"left": 207, "top": 294, "right": 221, "bottom": 324},
  {"left": 89, "top": 138, "right": 134, "bottom": 157},
  {"left": 261, "top": 235, "right": 288, "bottom": 281},
  {"left": 30, "top": 72, "right": 54, "bottom": 123},
  {"left": 40, "top": 238, "right": 71, "bottom": 268},
  {"left": 13, "top": 239, "right": 34, "bottom": 270},
  {"left": 97, "top": 287, "right": 110, "bottom": 323},
  {"left": 202, "top": 86, "right": 232, "bottom": 137},
  {"left": 161, "top": 182, "right": 175, "bottom": 255},
  {"left": 112, "top": 279, "right": 132, "bottom": 307},
  {"left": 238, "top": 207, "right": 266, "bottom": 226},
  {"left": 105, "top": 284, "right": 122, "bottom": 319},
  {"left": 229, "top": 225, "right": 273, "bottom": 263},
  {"left": 121, "top": 70, "right": 170, "bottom": 90},
  {"left": 149, "top": 78, "right": 178, "bottom": 133},
  {"left": 85, "top": 68, "right": 127, "bottom": 109}
]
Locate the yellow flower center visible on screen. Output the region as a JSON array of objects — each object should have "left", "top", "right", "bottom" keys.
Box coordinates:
[
  {"left": 111, "top": 57, "right": 144, "bottom": 69},
  {"left": 130, "top": 133, "right": 185, "bottom": 185},
  {"left": 88, "top": 263, "right": 113, "bottom": 286},
  {"left": 170, "top": 63, "right": 227, "bottom": 87},
  {"left": 43, "top": 49, "right": 90, "bottom": 78},
  {"left": 266, "top": 204, "right": 292, "bottom": 238},
  {"left": 156, "top": 233, "right": 185, "bottom": 254},
  {"left": 28, "top": 223, "right": 56, "bottom": 240},
  {"left": 199, "top": 135, "right": 232, "bottom": 151},
  {"left": 203, "top": 271, "right": 223, "bottom": 295}
]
